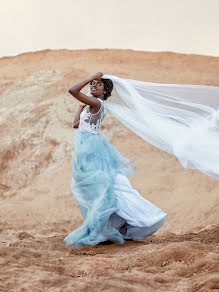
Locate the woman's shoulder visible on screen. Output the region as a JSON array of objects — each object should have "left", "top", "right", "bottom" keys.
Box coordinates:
[
  {"left": 96, "top": 98, "right": 105, "bottom": 110},
  {"left": 97, "top": 98, "right": 107, "bottom": 115}
]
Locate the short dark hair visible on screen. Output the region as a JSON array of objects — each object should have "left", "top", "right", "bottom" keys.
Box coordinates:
[{"left": 101, "top": 78, "right": 113, "bottom": 100}]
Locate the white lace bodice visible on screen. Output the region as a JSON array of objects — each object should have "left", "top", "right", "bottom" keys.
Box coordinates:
[{"left": 78, "top": 98, "right": 107, "bottom": 134}]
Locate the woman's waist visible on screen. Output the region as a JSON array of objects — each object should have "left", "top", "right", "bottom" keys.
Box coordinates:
[{"left": 76, "top": 128, "right": 101, "bottom": 135}]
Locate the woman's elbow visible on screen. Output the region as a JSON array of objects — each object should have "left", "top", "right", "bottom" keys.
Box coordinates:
[
  {"left": 68, "top": 87, "right": 78, "bottom": 95},
  {"left": 73, "top": 122, "right": 79, "bottom": 128},
  {"left": 68, "top": 88, "right": 74, "bottom": 94}
]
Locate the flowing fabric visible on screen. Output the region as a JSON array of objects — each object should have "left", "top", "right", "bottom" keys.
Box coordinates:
[
  {"left": 64, "top": 129, "right": 139, "bottom": 249},
  {"left": 64, "top": 92, "right": 168, "bottom": 250},
  {"left": 109, "top": 173, "right": 166, "bottom": 240},
  {"left": 64, "top": 129, "right": 167, "bottom": 249},
  {"left": 97, "top": 74, "right": 219, "bottom": 180}
]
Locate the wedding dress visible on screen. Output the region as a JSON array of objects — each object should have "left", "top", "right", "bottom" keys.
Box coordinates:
[{"left": 64, "top": 97, "right": 167, "bottom": 249}]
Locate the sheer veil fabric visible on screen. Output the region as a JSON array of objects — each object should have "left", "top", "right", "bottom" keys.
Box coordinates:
[{"left": 88, "top": 74, "right": 219, "bottom": 180}]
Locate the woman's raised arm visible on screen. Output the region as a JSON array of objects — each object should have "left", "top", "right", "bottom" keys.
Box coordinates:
[{"left": 68, "top": 72, "right": 103, "bottom": 106}]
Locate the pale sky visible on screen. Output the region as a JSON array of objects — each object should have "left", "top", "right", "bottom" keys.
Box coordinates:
[{"left": 1, "top": 0, "right": 219, "bottom": 57}]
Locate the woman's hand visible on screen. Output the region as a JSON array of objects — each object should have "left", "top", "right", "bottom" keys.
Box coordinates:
[
  {"left": 72, "top": 104, "right": 87, "bottom": 128},
  {"left": 91, "top": 72, "right": 103, "bottom": 81}
]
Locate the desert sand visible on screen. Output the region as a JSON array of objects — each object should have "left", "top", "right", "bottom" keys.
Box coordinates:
[{"left": 0, "top": 49, "right": 219, "bottom": 291}]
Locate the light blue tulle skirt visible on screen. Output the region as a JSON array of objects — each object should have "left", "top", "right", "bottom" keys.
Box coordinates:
[{"left": 64, "top": 129, "right": 167, "bottom": 249}]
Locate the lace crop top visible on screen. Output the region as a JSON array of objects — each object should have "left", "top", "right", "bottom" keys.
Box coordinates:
[{"left": 78, "top": 98, "right": 107, "bottom": 134}]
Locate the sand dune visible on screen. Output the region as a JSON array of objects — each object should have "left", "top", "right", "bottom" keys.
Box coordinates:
[{"left": 0, "top": 49, "right": 219, "bottom": 291}]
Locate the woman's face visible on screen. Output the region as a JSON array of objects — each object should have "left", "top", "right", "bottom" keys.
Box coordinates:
[{"left": 90, "top": 79, "right": 105, "bottom": 97}]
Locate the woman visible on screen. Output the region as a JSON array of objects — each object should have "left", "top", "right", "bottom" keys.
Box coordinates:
[{"left": 64, "top": 72, "right": 167, "bottom": 250}]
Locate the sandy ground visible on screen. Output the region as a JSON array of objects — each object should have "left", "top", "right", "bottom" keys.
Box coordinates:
[{"left": 0, "top": 49, "right": 219, "bottom": 291}]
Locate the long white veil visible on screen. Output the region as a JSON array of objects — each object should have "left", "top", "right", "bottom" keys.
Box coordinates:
[{"left": 90, "top": 74, "right": 219, "bottom": 180}]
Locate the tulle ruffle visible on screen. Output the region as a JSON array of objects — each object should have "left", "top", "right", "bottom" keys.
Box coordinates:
[{"left": 64, "top": 129, "right": 138, "bottom": 249}]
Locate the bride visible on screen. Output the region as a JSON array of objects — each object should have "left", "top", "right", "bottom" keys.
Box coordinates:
[{"left": 64, "top": 72, "right": 167, "bottom": 249}]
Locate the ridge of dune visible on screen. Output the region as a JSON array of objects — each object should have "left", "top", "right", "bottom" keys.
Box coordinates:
[{"left": 0, "top": 49, "right": 219, "bottom": 291}]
